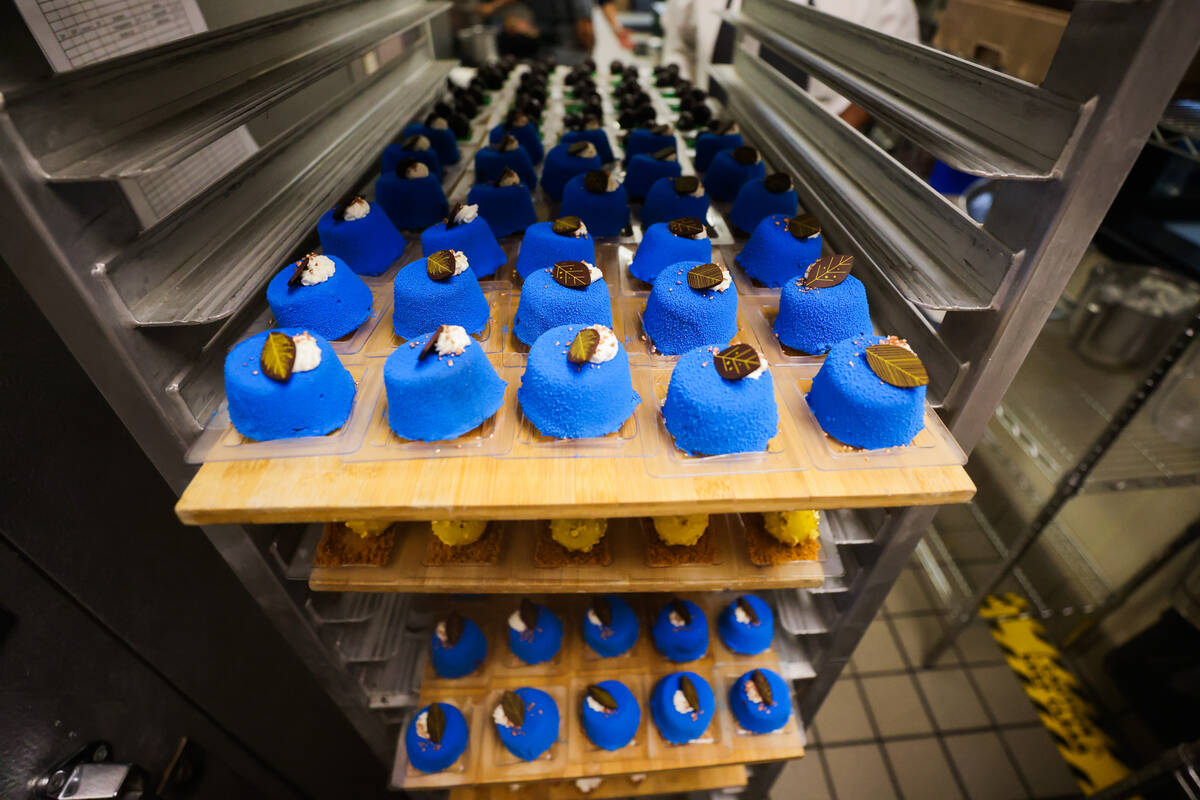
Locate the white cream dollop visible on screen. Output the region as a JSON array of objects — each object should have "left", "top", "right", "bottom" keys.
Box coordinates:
[
  {"left": 668, "top": 609, "right": 687, "bottom": 627},
  {"left": 733, "top": 604, "right": 753, "bottom": 625},
  {"left": 493, "top": 705, "right": 513, "bottom": 728},
  {"left": 586, "top": 324, "right": 619, "bottom": 364},
  {"left": 606, "top": 173, "right": 620, "bottom": 192},
  {"left": 408, "top": 135, "right": 431, "bottom": 151},
  {"left": 299, "top": 254, "right": 336, "bottom": 286},
  {"left": 571, "top": 141, "right": 598, "bottom": 159},
  {"left": 434, "top": 325, "right": 472, "bottom": 357},
  {"left": 586, "top": 608, "right": 604, "bottom": 628},
  {"left": 507, "top": 610, "right": 527, "bottom": 633},
  {"left": 435, "top": 621, "right": 448, "bottom": 645},
  {"left": 454, "top": 204, "right": 479, "bottom": 225},
  {"left": 575, "top": 778, "right": 603, "bottom": 794},
  {"left": 405, "top": 161, "right": 430, "bottom": 179},
  {"left": 629, "top": 774, "right": 647, "bottom": 784},
  {"left": 291, "top": 332, "right": 322, "bottom": 372},
  {"left": 576, "top": 220, "right": 589, "bottom": 238},
  {"left": 342, "top": 197, "right": 370, "bottom": 221},
  {"left": 415, "top": 710, "right": 430, "bottom": 740},
  {"left": 744, "top": 678, "right": 764, "bottom": 705},
  {"left": 585, "top": 695, "right": 607, "bottom": 713},
  {"left": 429, "top": 116, "right": 449, "bottom": 130},
  {"left": 714, "top": 265, "right": 732, "bottom": 293},
  {"left": 451, "top": 250, "right": 470, "bottom": 276},
  {"left": 673, "top": 689, "right": 695, "bottom": 714},
  {"left": 746, "top": 350, "right": 769, "bottom": 380},
  {"left": 585, "top": 262, "right": 603, "bottom": 283},
  {"left": 688, "top": 183, "right": 706, "bottom": 198}
]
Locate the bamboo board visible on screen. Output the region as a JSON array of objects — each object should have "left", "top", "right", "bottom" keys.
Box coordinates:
[
  {"left": 309, "top": 515, "right": 824, "bottom": 593},
  {"left": 446, "top": 764, "right": 748, "bottom": 799}
]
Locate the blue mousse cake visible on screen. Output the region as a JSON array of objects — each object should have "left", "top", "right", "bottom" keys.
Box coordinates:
[
  {"left": 508, "top": 599, "right": 563, "bottom": 665},
  {"left": 704, "top": 146, "right": 766, "bottom": 202},
  {"left": 541, "top": 141, "right": 603, "bottom": 201},
  {"left": 652, "top": 598, "right": 708, "bottom": 662},
  {"left": 514, "top": 259, "right": 613, "bottom": 345},
  {"left": 807, "top": 334, "right": 927, "bottom": 449},
  {"left": 582, "top": 681, "right": 641, "bottom": 751},
  {"left": 625, "top": 148, "right": 683, "bottom": 201},
  {"left": 382, "top": 133, "right": 443, "bottom": 178},
  {"left": 266, "top": 253, "right": 372, "bottom": 340},
  {"left": 560, "top": 170, "right": 630, "bottom": 238},
  {"left": 643, "top": 261, "right": 737, "bottom": 355},
  {"left": 694, "top": 122, "right": 743, "bottom": 172},
  {"left": 430, "top": 611, "right": 488, "bottom": 678},
  {"left": 406, "top": 702, "right": 469, "bottom": 773},
  {"left": 493, "top": 687, "right": 560, "bottom": 761},
  {"left": 729, "top": 668, "right": 791, "bottom": 734},
  {"left": 663, "top": 344, "right": 778, "bottom": 456},
  {"left": 421, "top": 203, "right": 507, "bottom": 280},
  {"left": 583, "top": 595, "right": 639, "bottom": 658},
  {"left": 376, "top": 159, "right": 449, "bottom": 231},
  {"left": 466, "top": 168, "right": 538, "bottom": 238},
  {"left": 515, "top": 216, "right": 595, "bottom": 279},
  {"left": 562, "top": 127, "right": 615, "bottom": 164},
  {"left": 729, "top": 173, "right": 799, "bottom": 233},
  {"left": 641, "top": 175, "right": 710, "bottom": 230},
  {"left": 225, "top": 328, "right": 355, "bottom": 441},
  {"left": 736, "top": 213, "right": 823, "bottom": 287},
  {"left": 718, "top": 594, "right": 775, "bottom": 655},
  {"left": 392, "top": 250, "right": 489, "bottom": 339},
  {"left": 518, "top": 323, "right": 640, "bottom": 439},
  {"left": 623, "top": 126, "right": 675, "bottom": 165},
  {"left": 489, "top": 112, "right": 544, "bottom": 164},
  {"left": 629, "top": 218, "right": 712, "bottom": 284},
  {"left": 316, "top": 197, "right": 406, "bottom": 277},
  {"left": 775, "top": 256, "right": 871, "bottom": 354},
  {"left": 404, "top": 115, "right": 460, "bottom": 166},
  {"left": 475, "top": 135, "right": 538, "bottom": 189},
  {"left": 650, "top": 671, "right": 715, "bottom": 744},
  {"left": 384, "top": 325, "right": 506, "bottom": 441}
]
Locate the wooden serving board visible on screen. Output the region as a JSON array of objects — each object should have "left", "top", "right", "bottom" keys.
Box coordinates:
[
  {"left": 308, "top": 515, "right": 824, "bottom": 593},
  {"left": 446, "top": 763, "right": 748, "bottom": 799}
]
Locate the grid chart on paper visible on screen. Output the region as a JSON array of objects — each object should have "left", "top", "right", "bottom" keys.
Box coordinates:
[
  {"left": 36, "top": 0, "right": 200, "bottom": 69},
  {"left": 134, "top": 129, "right": 259, "bottom": 220}
]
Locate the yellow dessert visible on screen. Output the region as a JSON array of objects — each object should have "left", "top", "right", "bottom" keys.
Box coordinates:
[
  {"left": 549, "top": 518, "right": 607, "bottom": 552},
  {"left": 431, "top": 519, "right": 488, "bottom": 547},
  {"left": 344, "top": 520, "right": 392, "bottom": 538},
  {"left": 652, "top": 514, "right": 709, "bottom": 546},
  {"left": 762, "top": 510, "right": 820, "bottom": 545}
]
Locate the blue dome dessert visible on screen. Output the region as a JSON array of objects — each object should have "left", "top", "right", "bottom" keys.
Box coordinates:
[
  {"left": 775, "top": 256, "right": 872, "bottom": 354},
  {"left": 403, "top": 116, "right": 460, "bottom": 166},
  {"left": 225, "top": 328, "right": 355, "bottom": 441},
  {"left": 807, "top": 335, "right": 927, "bottom": 449},
  {"left": 643, "top": 261, "right": 737, "bottom": 355},
  {"left": 623, "top": 126, "right": 675, "bottom": 166},
  {"left": 736, "top": 213, "right": 823, "bottom": 288},
  {"left": 316, "top": 197, "right": 406, "bottom": 277},
  {"left": 376, "top": 159, "right": 449, "bottom": 232},
  {"left": 266, "top": 253, "right": 372, "bottom": 340},
  {"left": 663, "top": 344, "right": 778, "bottom": 456},
  {"left": 421, "top": 203, "right": 507, "bottom": 280},
  {"left": 541, "top": 141, "right": 603, "bottom": 201},
  {"left": 514, "top": 259, "right": 613, "bottom": 345},
  {"left": 466, "top": 168, "right": 538, "bottom": 238},
  {"left": 641, "top": 175, "right": 710, "bottom": 230},
  {"left": 430, "top": 611, "right": 488, "bottom": 679},
  {"left": 625, "top": 149, "right": 682, "bottom": 201},
  {"left": 507, "top": 599, "right": 563, "bottom": 665},
  {"left": 729, "top": 668, "right": 791, "bottom": 734},
  {"left": 694, "top": 122, "right": 742, "bottom": 172},
  {"left": 406, "top": 702, "right": 469, "bottom": 773},
  {"left": 384, "top": 325, "right": 506, "bottom": 441},
  {"left": 718, "top": 594, "right": 774, "bottom": 655},
  {"left": 583, "top": 595, "right": 639, "bottom": 658},
  {"left": 475, "top": 135, "right": 538, "bottom": 190},
  {"left": 729, "top": 173, "right": 799, "bottom": 233},
  {"left": 650, "top": 671, "right": 715, "bottom": 744},
  {"left": 652, "top": 598, "right": 708, "bottom": 662},
  {"left": 392, "top": 250, "right": 489, "bottom": 339},
  {"left": 489, "top": 111, "right": 544, "bottom": 164},
  {"left": 560, "top": 170, "right": 630, "bottom": 238},
  {"left": 582, "top": 680, "right": 641, "bottom": 751},
  {"left": 515, "top": 217, "right": 595, "bottom": 279},
  {"left": 629, "top": 218, "right": 712, "bottom": 285},
  {"left": 562, "top": 127, "right": 615, "bottom": 164},
  {"left": 382, "top": 133, "right": 443, "bottom": 178},
  {"left": 518, "top": 323, "right": 640, "bottom": 439},
  {"left": 704, "top": 146, "right": 766, "bottom": 202},
  {"left": 493, "top": 687, "right": 560, "bottom": 761}
]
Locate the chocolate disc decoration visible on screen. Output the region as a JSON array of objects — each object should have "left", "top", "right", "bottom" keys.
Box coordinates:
[
  {"left": 653, "top": 146, "right": 677, "bottom": 161},
  {"left": 287, "top": 254, "right": 315, "bottom": 288},
  {"left": 750, "top": 670, "right": 774, "bottom": 706},
  {"left": 260, "top": 332, "right": 297, "bottom": 382},
  {"left": 687, "top": 262, "right": 725, "bottom": 291},
  {"left": 801, "top": 255, "right": 853, "bottom": 289},
  {"left": 864, "top": 343, "right": 929, "bottom": 388},
  {"left": 519, "top": 598, "right": 540, "bottom": 630},
  {"left": 670, "top": 597, "right": 692, "bottom": 626},
  {"left": 587, "top": 684, "right": 620, "bottom": 711},
  {"left": 427, "top": 702, "right": 447, "bottom": 744},
  {"left": 443, "top": 610, "right": 464, "bottom": 646},
  {"left": 668, "top": 217, "right": 704, "bottom": 239},
  {"left": 735, "top": 596, "right": 760, "bottom": 625},
  {"left": 731, "top": 145, "right": 758, "bottom": 166},
  {"left": 583, "top": 170, "right": 610, "bottom": 194},
  {"left": 593, "top": 596, "right": 613, "bottom": 627},
  {"left": 500, "top": 690, "right": 526, "bottom": 728},
  {"left": 763, "top": 173, "right": 793, "bottom": 193},
  {"left": 787, "top": 213, "right": 821, "bottom": 240},
  {"left": 426, "top": 250, "right": 456, "bottom": 282},
  {"left": 674, "top": 176, "right": 700, "bottom": 195},
  {"left": 552, "top": 216, "right": 584, "bottom": 237},
  {"left": 552, "top": 260, "right": 593, "bottom": 289},
  {"left": 567, "top": 327, "right": 600, "bottom": 365},
  {"left": 679, "top": 674, "right": 700, "bottom": 713},
  {"left": 713, "top": 343, "right": 761, "bottom": 381},
  {"left": 567, "top": 141, "right": 591, "bottom": 156},
  {"left": 418, "top": 325, "right": 450, "bottom": 361},
  {"left": 445, "top": 202, "right": 467, "bottom": 229}
]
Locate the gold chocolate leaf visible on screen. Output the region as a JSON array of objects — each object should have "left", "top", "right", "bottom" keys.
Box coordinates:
[
  {"left": 864, "top": 343, "right": 929, "bottom": 388},
  {"left": 260, "top": 332, "right": 296, "bottom": 383},
  {"left": 668, "top": 217, "right": 704, "bottom": 239},
  {"left": 679, "top": 674, "right": 700, "bottom": 713},
  {"left": 713, "top": 343, "right": 761, "bottom": 381},
  {"left": 801, "top": 255, "right": 853, "bottom": 290},
  {"left": 567, "top": 327, "right": 600, "bottom": 366},
  {"left": 587, "top": 684, "right": 619, "bottom": 711},
  {"left": 670, "top": 597, "right": 692, "bottom": 626},
  {"left": 687, "top": 262, "right": 725, "bottom": 291},
  {"left": 519, "top": 598, "right": 540, "bottom": 631},
  {"left": 427, "top": 702, "right": 447, "bottom": 744},
  {"left": 552, "top": 260, "right": 593, "bottom": 289},
  {"left": 787, "top": 213, "right": 821, "bottom": 241},
  {"left": 593, "top": 596, "right": 613, "bottom": 627},
  {"left": 427, "top": 250, "right": 456, "bottom": 281},
  {"left": 500, "top": 690, "right": 525, "bottom": 728},
  {"left": 443, "top": 610, "right": 464, "bottom": 646},
  {"left": 750, "top": 670, "right": 774, "bottom": 706},
  {"left": 735, "top": 596, "right": 759, "bottom": 625},
  {"left": 552, "top": 216, "right": 584, "bottom": 237}
]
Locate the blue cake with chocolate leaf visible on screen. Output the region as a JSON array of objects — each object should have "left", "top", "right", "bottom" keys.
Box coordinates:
[
  {"left": 514, "top": 259, "right": 613, "bottom": 345},
  {"left": 391, "top": 250, "right": 489, "bottom": 339},
  {"left": 643, "top": 261, "right": 737, "bottom": 355},
  {"left": 266, "top": 253, "right": 372, "bottom": 340},
  {"left": 316, "top": 197, "right": 406, "bottom": 277},
  {"left": 514, "top": 217, "right": 595, "bottom": 279},
  {"left": 663, "top": 343, "right": 777, "bottom": 456},
  {"left": 420, "top": 203, "right": 507, "bottom": 280}
]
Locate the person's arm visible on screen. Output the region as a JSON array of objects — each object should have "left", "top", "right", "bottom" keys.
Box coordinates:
[
  {"left": 477, "top": 0, "right": 517, "bottom": 18},
  {"left": 598, "top": 0, "right": 634, "bottom": 50}
]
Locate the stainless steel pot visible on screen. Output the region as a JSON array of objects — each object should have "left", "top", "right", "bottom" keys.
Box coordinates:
[{"left": 457, "top": 24, "right": 498, "bottom": 67}]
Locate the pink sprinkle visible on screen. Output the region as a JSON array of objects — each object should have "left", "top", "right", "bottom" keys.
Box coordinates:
[{"left": 252, "top": 370, "right": 259, "bottom": 375}]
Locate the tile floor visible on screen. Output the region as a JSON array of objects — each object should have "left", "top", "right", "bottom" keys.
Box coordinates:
[{"left": 771, "top": 562, "right": 1083, "bottom": 800}]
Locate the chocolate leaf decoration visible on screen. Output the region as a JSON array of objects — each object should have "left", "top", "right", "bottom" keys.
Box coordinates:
[
  {"left": 674, "top": 175, "right": 699, "bottom": 194},
  {"left": 864, "top": 343, "right": 929, "bottom": 388},
  {"left": 260, "top": 332, "right": 296, "bottom": 382},
  {"left": 651, "top": 124, "right": 672, "bottom": 136},
  {"left": 496, "top": 167, "right": 521, "bottom": 187},
  {"left": 567, "top": 327, "right": 600, "bottom": 366},
  {"left": 583, "top": 170, "right": 610, "bottom": 193},
  {"left": 567, "top": 141, "right": 591, "bottom": 156},
  {"left": 787, "top": 213, "right": 821, "bottom": 240},
  {"left": 427, "top": 703, "right": 446, "bottom": 744},
  {"left": 801, "top": 255, "right": 853, "bottom": 289},
  {"left": 593, "top": 596, "right": 613, "bottom": 627},
  {"left": 445, "top": 202, "right": 467, "bottom": 229},
  {"left": 519, "top": 598, "right": 539, "bottom": 630},
  {"left": 444, "top": 610, "right": 464, "bottom": 646},
  {"left": 735, "top": 596, "right": 760, "bottom": 625},
  {"left": 763, "top": 173, "right": 793, "bottom": 193},
  {"left": 402, "top": 134, "right": 426, "bottom": 150},
  {"left": 653, "top": 146, "right": 677, "bottom": 161},
  {"left": 427, "top": 250, "right": 456, "bottom": 282},
  {"left": 713, "top": 343, "right": 761, "bottom": 381},
  {"left": 687, "top": 262, "right": 725, "bottom": 291},
  {"left": 750, "top": 670, "right": 774, "bottom": 706},
  {"left": 419, "top": 325, "right": 449, "bottom": 361},
  {"left": 497, "top": 134, "right": 519, "bottom": 151},
  {"left": 711, "top": 119, "right": 737, "bottom": 135},
  {"left": 553, "top": 260, "right": 592, "bottom": 289},
  {"left": 552, "top": 216, "right": 583, "bottom": 237},
  {"left": 670, "top": 597, "right": 692, "bottom": 626},
  {"left": 668, "top": 217, "right": 704, "bottom": 238},
  {"left": 500, "top": 690, "right": 526, "bottom": 728},
  {"left": 587, "top": 684, "right": 619, "bottom": 711},
  {"left": 731, "top": 145, "right": 758, "bottom": 165},
  {"left": 288, "top": 253, "right": 321, "bottom": 288},
  {"left": 679, "top": 675, "right": 700, "bottom": 713}
]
